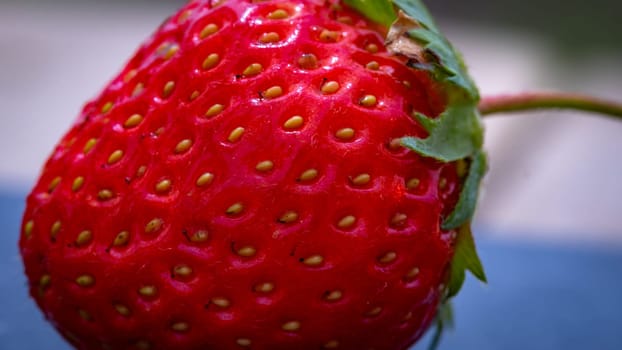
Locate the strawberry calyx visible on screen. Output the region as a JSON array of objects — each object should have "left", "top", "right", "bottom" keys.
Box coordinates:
[{"left": 345, "top": 0, "right": 487, "bottom": 348}]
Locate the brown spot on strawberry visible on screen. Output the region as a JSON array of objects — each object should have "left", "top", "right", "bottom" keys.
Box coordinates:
[
  {"left": 377, "top": 251, "right": 397, "bottom": 264},
  {"left": 243, "top": 63, "right": 263, "bottom": 77},
  {"left": 226, "top": 203, "right": 244, "bottom": 216},
  {"left": 323, "top": 340, "right": 340, "bottom": 349},
  {"left": 262, "top": 86, "right": 283, "bottom": 99},
  {"left": 48, "top": 176, "right": 62, "bottom": 193},
  {"left": 75, "top": 274, "right": 95, "bottom": 287},
  {"left": 190, "top": 90, "right": 200, "bottom": 101},
  {"left": 97, "top": 189, "right": 114, "bottom": 201},
  {"left": 301, "top": 254, "right": 324, "bottom": 267},
  {"left": 107, "top": 150, "right": 124, "bottom": 165},
  {"left": 178, "top": 10, "right": 192, "bottom": 24},
  {"left": 321, "top": 80, "right": 340, "bottom": 94},
  {"left": 175, "top": 139, "right": 193, "bottom": 154},
  {"left": 254, "top": 282, "right": 275, "bottom": 293},
  {"left": 78, "top": 309, "right": 92, "bottom": 321},
  {"left": 71, "top": 177, "right": 85, "bottom": 192},
  {"left": 205, "top": 104, "right": 224, "bottom": 117},
  {"left": 124, "top": 114, "right": 143, "bottom": 129},
  {"left": 101, "top": 102, "right": 114, "bottom": 114},
  {"left": 138, "top": 285, "right": 157, "bottom": 298},
  {"left": 202, "top": 53, "right": 220, "bottom": 70},
  {"left": 255, "top": 160, "right": 274, "bottom": 172},
  {"left": 406, "top": 178, "right": 420, "bottom": 190},
  {"left": 391, "top": 213, "right": 408, "bottom": 227},
  {"left": 405, "top": 267, "right": 420, "bottom": 280},
  {"left": 359, "top": 94, "right": 377, "bottom": 107},
  {"left": 123, "top": 69, "right": 137, "bottom": 83},
  {"left": 236, "top": 246, "right": 257, "bottom": 257},
  {"left": 297, "top": 168, "right": 318, "bottom": 182},
  {"left": 135, "top": 340, "right": 152, "bottom": 350},
  {"left": 113, "top": 231, "right": 130, "bottom": 247},
  {"left": 365, "top": 306, "right": 383, "bottom": 317},
  {"left": 211, "top": 297, "right": 231, "bottom": 308},
  {"left": 319, "top": 29, "right": 340, "bottom": 42},
  {"left": 50, "top": 221, "right": 62, "bottom": 239},
  {"left": 267, "top": 9, "right": 288, "bottom": 19},
  {"left": 283, "top": 115, "right": 304, "bottom": 130},
  {"left": 188, "top": 230, "right": 209, "bottom": 243},
  {"left": 323, "top": 290, "right": 343, "bottom": 302},
  {"left": 136, "top": 166, "right": 147, "bottom": 178},
  {"left": 114, "top": 303, "right": 131, "bottom": 317},
  {"left": 158, "top": 42, "right": 180, "bottom": 60},
  {"left": 281, "top": 320, "right": 301, "bottom": 332},
  {"left": 298, "top": 53, "right": 318, "bottom": 69},
  {"left": 196, "top": 173, "right": 215, "bottom": 187},
  {"left": 39, "top": 274, "right": 51, "bottom": 289},
  {"left": 173, "top": 265, "right": 193, "bottom": 278},
  {"left": 278, "top": 211, "right": 298, "bottom": 224},
  {"left": 163, "top": 81, "right": 176, "bottom": 98},
  {"left": 83, "top": 138, "right": 97, "bottom": 154},
  {"left": 349, "top": 173, "right": 371, "bottom": 186},
  {"left": 75, "top": 230, "right": 93, "bottom": 246},
  {"left": 200, "top": 23, "right": 219, "bottom": 39},
  {"left": 132, "top": 83, "right": 145, "bottom": 97},
  {"left": 259, "top": 32, "right": 280, "bottom": 43},
  {"left": 439, "top": 177, "right": 448, "bottom": 190},
  {"left": 145, "top": 218, "right": 164, "bottom": 233},
  {"left": 236, "top": 338, "right": 252, "bottom": 347},
  {"left": 335, "top": 128, "right": 355, "bottom": 141},
  {"left": 228, "top": 127, "right": 245, "bottom": 143},
  {"left": 365, "top": 43, "right": 379, "bottom": 53},
  {"left": 23, "top": 220, "right": 34, "bottom": 238},
  {"left": 337, "top": 215, "right": 356, "bottom": 229},
  {"left": 171, "top": 321, "right": 190, "bottom": 333},
  {"left": 366, "top": 61, "right": 379, "bottom": 70}
]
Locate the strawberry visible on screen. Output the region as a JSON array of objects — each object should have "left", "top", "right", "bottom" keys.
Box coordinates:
[{"left": 20, "top": 0, "right": 487, "bottom": 349}]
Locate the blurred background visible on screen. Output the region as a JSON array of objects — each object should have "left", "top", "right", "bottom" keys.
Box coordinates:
[{"left": 1, "top": 0, "right": 621, "bottom": 349}]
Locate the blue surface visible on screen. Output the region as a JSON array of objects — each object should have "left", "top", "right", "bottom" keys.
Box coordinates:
[{"left": 2, "top": 192, "right": 622, "bottom": 350}]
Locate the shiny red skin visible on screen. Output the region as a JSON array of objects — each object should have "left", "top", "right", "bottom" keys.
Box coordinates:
[{"left": 20, "top": 0, "right": 461, "bottom": 349}]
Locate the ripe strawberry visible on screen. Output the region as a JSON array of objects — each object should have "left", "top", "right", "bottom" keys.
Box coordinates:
[{"left": 20, "top": 0, "right": 486, "bottom": 349}]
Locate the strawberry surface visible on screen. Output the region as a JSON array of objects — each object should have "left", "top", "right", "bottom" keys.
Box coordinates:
[{"left": 20, "top": 0, "right": 465, "bottom": 349}]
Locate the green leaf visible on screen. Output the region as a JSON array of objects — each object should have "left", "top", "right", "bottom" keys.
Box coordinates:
[
  {"left": 446, "top": 224, "right": 487, "bottom": 299},
  {"left": 442, "top": 150, "right": 487, "bottom": 229},
  {"left": 343, "top": 0, "right": 397, "bottom": 27}
]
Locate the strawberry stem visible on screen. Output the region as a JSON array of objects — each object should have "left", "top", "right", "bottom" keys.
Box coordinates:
[{"left": 478, "top": 92, "right": 622, "bottom": 119}]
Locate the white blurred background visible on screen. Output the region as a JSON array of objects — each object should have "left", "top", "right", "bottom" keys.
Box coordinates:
[{"left": 1, "top": 0, "right": 621, "bottom": 245}]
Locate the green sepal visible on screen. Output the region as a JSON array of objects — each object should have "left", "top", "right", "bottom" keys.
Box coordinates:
[
  {"left": 391, "top": 0, "right": 438, "bottom": 32},
  {"left": 446, "top": 224, "right": 487, "bottom": 299},
  {"left": 428, "top": 301, "right": 454, "bottom": 350},
  {"left": 401, "top": 105, "right": 483, "bottom": 162},
  {"left": 343, "top": 0, "right": 397, "bottom": 27},
  {"left": 392, "top": 0, "right": 479, "bottom": 97},
  {"left": 441, "top": 150, "right": 487, "bottom": 230}
]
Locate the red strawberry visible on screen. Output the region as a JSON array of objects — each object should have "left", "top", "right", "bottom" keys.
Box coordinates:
[{"left": 20, "top": 0, "right": 487, "bottom": 349}]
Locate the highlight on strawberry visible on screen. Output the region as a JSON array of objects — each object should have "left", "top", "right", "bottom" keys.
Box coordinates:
[{"left": 19, "top": 0, "right": 622, "bottom": 349}]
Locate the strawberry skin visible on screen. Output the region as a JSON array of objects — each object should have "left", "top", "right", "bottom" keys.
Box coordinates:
[{"left": 20, "top": 1, "right": 464, "bottom": 349}]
